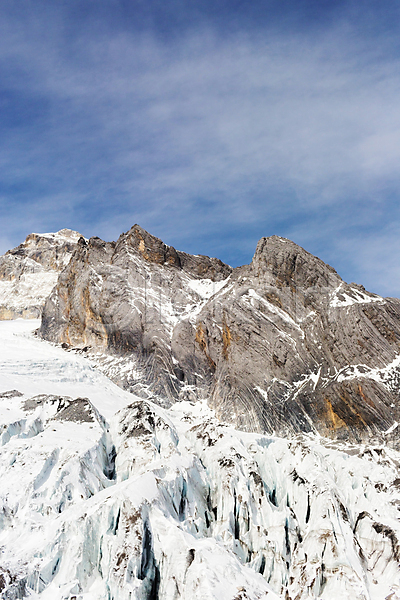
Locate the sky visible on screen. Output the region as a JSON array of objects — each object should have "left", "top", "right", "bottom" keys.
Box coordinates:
[{"left": 1, "top": 1, "right": 400, "bottom": 296}]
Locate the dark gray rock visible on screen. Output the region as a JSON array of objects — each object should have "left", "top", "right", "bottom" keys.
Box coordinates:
[
  {"left": 22, "top": 394, "right": 100, "bottom": 424},
  {"left": 0, "top": 390, "right": 23, "bottom": 399},
  {"left": 54, "top": 398, "right": 96, "bottom": 423}
]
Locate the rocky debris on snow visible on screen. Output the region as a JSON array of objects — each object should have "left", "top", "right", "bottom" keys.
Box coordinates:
[
  {"left": 22, "top": 394, "right": 98, "bottom": 423},
  {"left": 38, "top": 225, "right": 400, "bottom": 444},
  {"left": 0, "top": 390, "right": 23, "bottom": 398},
  {"left": 0, "top": 229, "right": 83, "bottom": 319}
]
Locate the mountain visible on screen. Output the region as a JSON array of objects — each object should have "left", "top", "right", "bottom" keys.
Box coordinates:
[
  {"left": 0, "top": 229, "right": 82, "bottom": 320},
  {"left": 0, "top": 319, "right": 400, "bottom": 600},
  {"left": 38, "top": 224, "right": 400, "bottom": 445},
  {"left": 1, "top": 227, "right": 400, "bottom": 599}
]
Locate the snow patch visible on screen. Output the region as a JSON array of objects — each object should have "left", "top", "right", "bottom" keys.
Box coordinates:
[
  {"left": 330, "top": 283, "right": 382, "bottom": 308},
  {"left": 187, "top": 277, "right": 230, "bottom": 300}
]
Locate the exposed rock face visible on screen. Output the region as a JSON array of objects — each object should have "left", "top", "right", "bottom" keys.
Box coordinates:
[
  {"left": 39, "top": 225, "right": 400, "bottom": 443},
  {"left": 0, "top": 229, "right": 82, "bottom": 319},
  {"left": 196, "top": 237, "right": 400, "bottom": 442},
  {"left": 39, "top": 225, "right": 231, "bottom": 401}
]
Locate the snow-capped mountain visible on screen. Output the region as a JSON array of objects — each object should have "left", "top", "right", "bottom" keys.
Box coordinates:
[
  {"left": 1, "top": 226, "right": 400, "bottom": 599},
  {"left": 0, "top": 229, "right": 82, "bottom": 320}
]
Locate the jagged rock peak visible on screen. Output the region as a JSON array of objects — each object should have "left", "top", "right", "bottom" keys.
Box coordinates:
[
  {"left": 252, "top": 234, "right": 341, "bottom": 291},
  {"left": 23, "top": 228, "right": 83, "bottom": 243},
  {"left": 115, "top": 224, "right": 232, "bottom": 281},
  {"left": 0, "top": 229, "right": 83, "bottom": 320},
  {"left": 119, "top": 224, "right": 182, "bottom": 267},
  {"left": 6, "top": 228, "right": 84, "bottom": 270},
  {"left": 34, "top": 223, "right": 400, "bottom": 444}
]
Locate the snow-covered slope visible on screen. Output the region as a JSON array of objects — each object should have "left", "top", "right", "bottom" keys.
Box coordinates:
[
  {"left": 1, "top": 320, "right": 400, "bottom": 599},
  {"left": 0, "top": 230, "right": 82, "bottom": 320}
]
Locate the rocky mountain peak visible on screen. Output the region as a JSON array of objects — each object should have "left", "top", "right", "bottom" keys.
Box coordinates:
[
  {"left": 6, "top": 228, "right": 83, "bottom": 271},
  {"left": 120, "top": 224, "right": 182, "bottom": 267},
  {"left": 35, "top": 224, "right": 400, "bottom": 445},
  {"left": 115, "top": 224, "right": 232, "bottom": 281},
  {"left": 3, "top": 224, "right": 400, "bottom": 444},
  {"left": 0, "top": 229, "right": 83, "bottom": 319},
  {"left": 252, "top": 235, "right": 341, "bottom": 292}
]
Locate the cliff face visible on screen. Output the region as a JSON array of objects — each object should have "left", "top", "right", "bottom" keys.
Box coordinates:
[
  {"left": 39, "top": 225, "right": 400, "bottom": 443},
  {"left": 0, "top": 229, "right": 82, "bottom": 319},
  {"left": 196, "top": 236, "right": 400, "bottom": 441}
]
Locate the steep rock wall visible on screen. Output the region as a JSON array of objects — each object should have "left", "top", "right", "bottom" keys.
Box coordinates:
[{"left": 39, "top": 225, "right": 400, "bottom": 443}]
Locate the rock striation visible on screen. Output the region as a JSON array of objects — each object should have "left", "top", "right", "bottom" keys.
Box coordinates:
[
  {"left": 0, "top": 229, "right": 82, "bottom": 319},
  {"left": 38, "top": 225, "right": 400, "bottom": 443}
]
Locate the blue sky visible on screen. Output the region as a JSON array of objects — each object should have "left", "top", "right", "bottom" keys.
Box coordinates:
[{"left": 1, "top": 1, "right": 400, "bottom": 296}]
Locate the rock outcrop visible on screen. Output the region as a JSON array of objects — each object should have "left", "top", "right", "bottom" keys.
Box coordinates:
[
  {"left": 0, "top": 229, "right": 82, "bottom": 319},
  {"left": 38, "top": 225, "right": 400, "bottom": 443}
]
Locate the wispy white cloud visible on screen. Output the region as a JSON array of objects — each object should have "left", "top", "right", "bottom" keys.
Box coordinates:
[{"left": 1, "top": 4, "right": 400, "bottom": 294}]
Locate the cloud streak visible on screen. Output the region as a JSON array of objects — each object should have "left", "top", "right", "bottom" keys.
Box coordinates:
[{"left": 1, "top": 3, "right": 400, "bottom": 294}]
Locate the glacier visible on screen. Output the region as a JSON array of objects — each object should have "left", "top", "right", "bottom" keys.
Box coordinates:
[{"left": 1, "top": 320, "right": 400, "bottom": 600}]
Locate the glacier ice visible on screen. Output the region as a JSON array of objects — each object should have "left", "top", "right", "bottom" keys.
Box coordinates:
[{"left": 0, "top": 321, "right": 399, "bottom": 599}]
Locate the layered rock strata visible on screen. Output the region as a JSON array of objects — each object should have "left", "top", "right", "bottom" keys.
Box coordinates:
[{"left": 39, "top": 225, "right": 400, "bottom": 443}]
